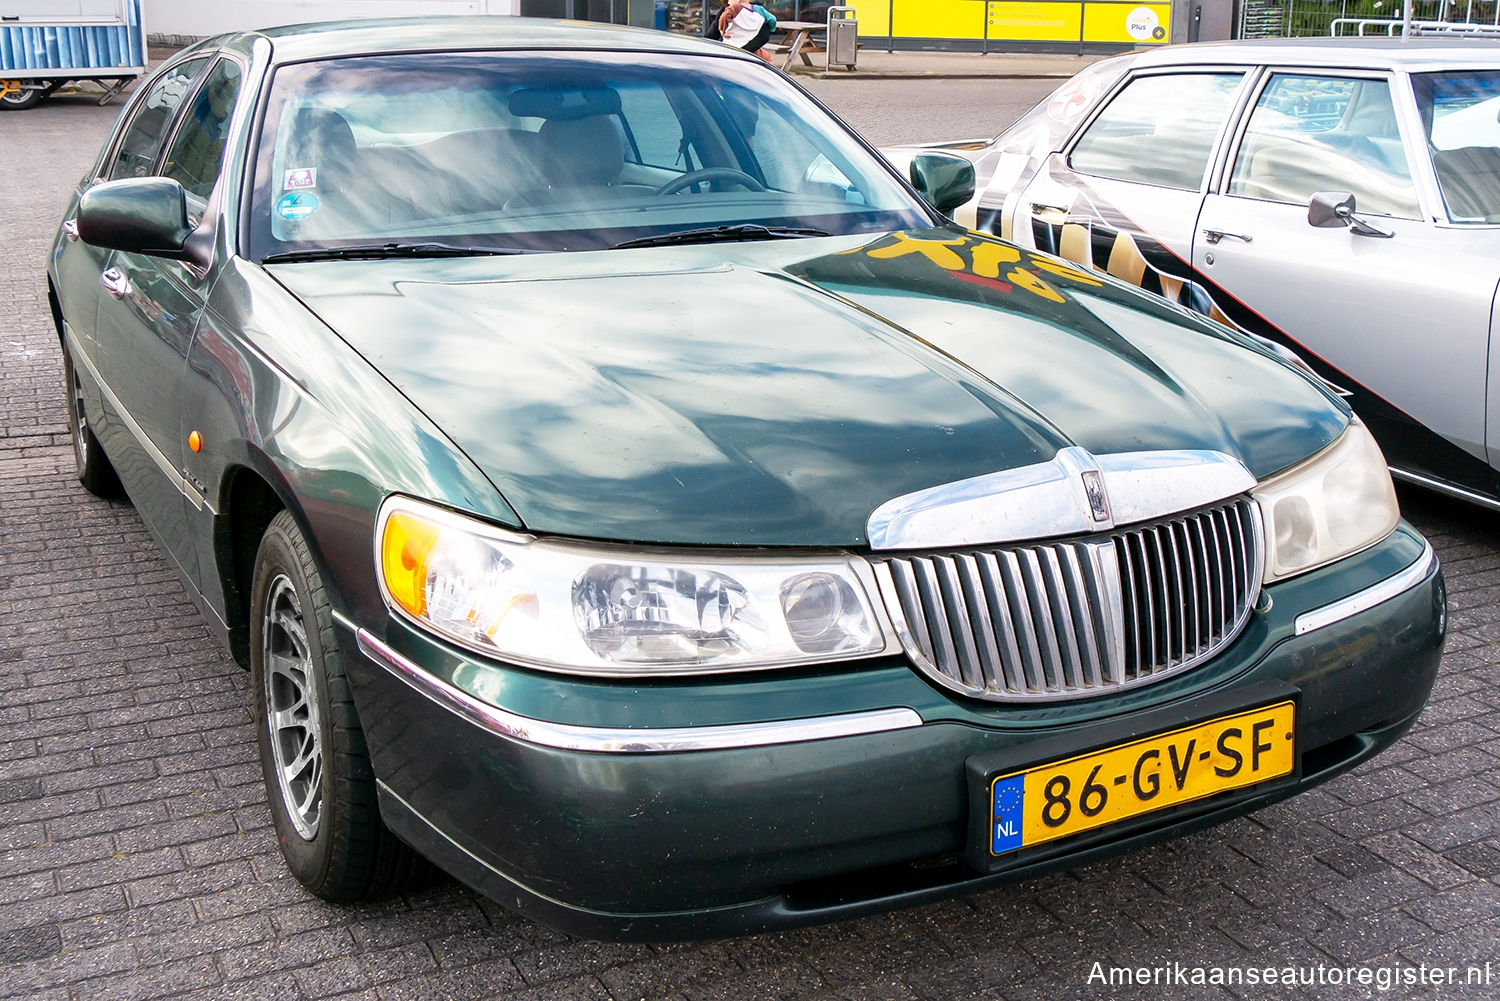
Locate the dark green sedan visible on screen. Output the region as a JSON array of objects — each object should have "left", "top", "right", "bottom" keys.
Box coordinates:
[{"left": 48, "top": 17, "right": 1444, "bottom": 941}]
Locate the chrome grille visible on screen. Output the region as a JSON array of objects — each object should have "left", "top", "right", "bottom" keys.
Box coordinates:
[{"left": 873, "top": 498, "right": 1263, "bottom": 702}]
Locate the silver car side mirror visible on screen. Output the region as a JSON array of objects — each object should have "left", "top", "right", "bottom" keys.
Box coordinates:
[{"left": 1307, "top": 190, "right": 1394, "bottom": 239}]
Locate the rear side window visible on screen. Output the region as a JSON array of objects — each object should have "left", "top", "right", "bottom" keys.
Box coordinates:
[
  {"left": 1069, "top": 72, "right": 1244, "bottom": 190},
  {"left": 107, "top": 57, "right": 211, "bottom": 181}
]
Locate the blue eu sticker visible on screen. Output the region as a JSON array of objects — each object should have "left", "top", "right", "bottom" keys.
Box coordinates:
[
  {"left": 277, "top": 192, "right": 319, "bottom": 221},
  {"left": 992, "top": 774, "right": 1025, "bottom": 855}
]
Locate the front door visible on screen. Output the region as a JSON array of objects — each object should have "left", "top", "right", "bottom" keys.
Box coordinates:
[
  {"left": 1195, "top": 70, "right": 1497, "bottom": 493},
  {"left": 92, "top": 56, "right": 243, "bottom": 580}
]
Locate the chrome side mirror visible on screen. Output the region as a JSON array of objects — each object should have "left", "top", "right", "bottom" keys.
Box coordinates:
[{"left": 1307, "top": 190, "right": 1394, "bottom": 239}]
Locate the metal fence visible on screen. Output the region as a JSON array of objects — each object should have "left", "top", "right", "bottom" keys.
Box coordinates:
[{"left": 1239, "top": 0, "right": 1499, "bottom": 37}]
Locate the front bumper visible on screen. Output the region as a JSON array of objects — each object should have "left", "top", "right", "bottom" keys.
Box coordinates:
[{"left": 343, "top": 523, "right": 1443, "bottom": 941}]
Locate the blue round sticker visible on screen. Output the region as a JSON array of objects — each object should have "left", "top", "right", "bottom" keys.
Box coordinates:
[{"left": 277, "top": 192, "right": 319, "bottom": 220}]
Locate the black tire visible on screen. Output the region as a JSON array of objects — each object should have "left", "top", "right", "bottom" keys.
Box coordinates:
[
  {"left": 62, "top": 346, "right": 123, "bottom": 497},
  {"left": 251, "top": 510, "right": 421, "bottom": 901},
  {"left": 0, "top": 85, "right": 43, "bottom": 110}
]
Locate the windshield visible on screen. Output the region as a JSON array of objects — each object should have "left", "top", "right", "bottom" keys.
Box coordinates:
[
  {"left": 1413, "top": 70, "right": 1500, "bottom": 224},
  {"left": 247, "top": 50, "right": 931, "bottom": 259}
]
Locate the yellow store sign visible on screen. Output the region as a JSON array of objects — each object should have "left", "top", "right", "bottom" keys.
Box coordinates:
[{"left": 849, "top": 0, "right": 1172, "bottom": 46}]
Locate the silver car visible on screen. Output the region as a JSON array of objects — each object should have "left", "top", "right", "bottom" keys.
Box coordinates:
[{"left": 887, "top": 38, "right": 1500, "bottom": 510}]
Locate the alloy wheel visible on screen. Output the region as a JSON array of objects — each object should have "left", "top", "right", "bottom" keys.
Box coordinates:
[{"left": 262, "top": 574, "right": 323, "bottom": 841}]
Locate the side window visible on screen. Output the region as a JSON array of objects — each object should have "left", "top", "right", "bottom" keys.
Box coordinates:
[
  {"left": 1069, "top": 73, "right": 1244, "bottom": 190},
  {"left": 1228, "top": 74, "right": 1420, "bottom": 219},
  {"left": 107, "top": 57, "right": 211, "bottom": 181},
  {"left": 616, "top": 82, "right": 683, "bottom": 169},
  {"left": 161, "top": 59, "right": 244, "bottom": 202},
  {"left": 723, "top": 91, "right": 821, "bottom": 192}
]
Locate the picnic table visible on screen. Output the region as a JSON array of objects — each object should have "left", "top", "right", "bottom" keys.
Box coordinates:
[{"left": 765, "top": 20, "right": 827, "bottom": 71}]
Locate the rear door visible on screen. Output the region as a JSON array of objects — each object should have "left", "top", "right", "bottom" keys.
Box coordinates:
[
  {"left": 1195, "top": 69, "right": 1495, "bottom": 491},
  {"left": 1011, "top": 68, "right": 1249, "bottom": 303}
]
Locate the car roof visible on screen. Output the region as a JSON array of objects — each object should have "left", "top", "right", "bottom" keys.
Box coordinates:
[
  {"left": 212, "top": 15, "right": 746, "bottom": 65},
  {"left": 1127, "top": 36, "right": 1500, "bottom": 73}
]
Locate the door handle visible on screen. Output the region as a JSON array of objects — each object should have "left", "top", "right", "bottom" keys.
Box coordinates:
[
  {"left": 1202, "top": 229, "right": 1253, "bottom": 245},
  {"left": 63, "top": 219, "right": 79, "bottom": 242},
  {"left": 1031, "top": 202, "right": 1073, "bottom": 215},
  {"left": 100, "top": 267, "right": 130, "bottom": 299}
]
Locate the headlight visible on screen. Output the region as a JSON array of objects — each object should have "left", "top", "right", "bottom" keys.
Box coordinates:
[
  {"left": 376, "top": 496, "right": 889, "bottom": 676},
  {"left": 1253, "top": 419, "right": 1399, "bottom": 583}
]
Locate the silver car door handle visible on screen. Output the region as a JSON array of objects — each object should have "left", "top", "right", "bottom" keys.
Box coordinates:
[
  {"left": 1031, "top": 202, "right": 1072, "bottom": 215},
  {"left": 63, "top": 218, "right": 79, "bottom": 242},
  {"left": 1202, "top": 229, "right": 1253, "bottom": 244},
  {"left": 100, "top": 267, "right": 130, "bottom": 299}
]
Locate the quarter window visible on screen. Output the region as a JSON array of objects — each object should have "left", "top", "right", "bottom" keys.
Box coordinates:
[
  {"left": 1228, "top": 74, "right": 1420, "bottom": 220},
  {"left": 1069, "top": 73, "right": 1244, "bottom": 190},
  {"left": 106, "top": 57, "right": 210, "bottom": 181}
]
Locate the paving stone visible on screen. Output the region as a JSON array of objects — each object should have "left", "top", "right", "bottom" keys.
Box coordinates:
[
  {"left": 0, "top": 922, "right": 62, "bottom": 964},
  {"left": 1442, "top": 841, "right": 1500, "bottom": 879},
  {"left": 1403, "top": 881, "right": 1500, "bottom": 933},
  {"left": 1311, "top": 910, "right": 1435, "bottom": 963}
]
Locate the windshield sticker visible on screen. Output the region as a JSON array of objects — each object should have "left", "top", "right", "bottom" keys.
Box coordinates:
[
  {"left": 277, "top": 192, "right": 319, "bottom": 220},
  {"left": 283, "top": 167, "right": 317, "bottom": 190}
]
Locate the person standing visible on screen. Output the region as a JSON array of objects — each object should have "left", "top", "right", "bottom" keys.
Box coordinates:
[{"left": 711, "top": 2, "right": 774, "bottom": 63}]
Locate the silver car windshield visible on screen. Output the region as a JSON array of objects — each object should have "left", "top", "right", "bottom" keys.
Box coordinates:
[
  {"left": 1414, "top": 70, "right": 1500, "bottom": 224},
  {"left": 247, "top": 50, "right": 931, "bottom": 258}
]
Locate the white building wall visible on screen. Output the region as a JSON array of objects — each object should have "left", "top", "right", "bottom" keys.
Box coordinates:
[{"left": 143, "top": 0, "right": 521, "bottom": 39}]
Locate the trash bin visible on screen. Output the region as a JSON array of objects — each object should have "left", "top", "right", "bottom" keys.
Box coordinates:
[{"left": 827, "top": 6, "right": 856, "bottom": 71}]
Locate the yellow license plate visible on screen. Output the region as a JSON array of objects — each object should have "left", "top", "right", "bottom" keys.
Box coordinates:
[{"left": 989, "top": 701, "right": 1296, "bottom": 855}]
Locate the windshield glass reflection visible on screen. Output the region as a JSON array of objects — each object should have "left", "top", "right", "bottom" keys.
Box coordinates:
[{"left": 249, "top": 51, "right": 930, "bottom": 259}]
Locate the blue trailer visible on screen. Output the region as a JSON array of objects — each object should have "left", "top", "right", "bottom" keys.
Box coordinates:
[{"left": 1, "top": 0, "right": 145, "bottom": 110}]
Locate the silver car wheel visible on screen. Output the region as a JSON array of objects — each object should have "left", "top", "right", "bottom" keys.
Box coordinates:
[
  {"left": 68, "top": 363, "right": 90, "bottom": 471},
  {"left": 262, "top": 573, "right": 323, "bottom": 841}
]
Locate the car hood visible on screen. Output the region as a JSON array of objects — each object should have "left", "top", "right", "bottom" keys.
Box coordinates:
[{"left": 268, "top": 229, "right": 1347, "bottom": 547}]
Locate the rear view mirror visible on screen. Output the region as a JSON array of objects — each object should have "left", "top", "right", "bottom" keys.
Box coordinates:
[
  {"left": 77, "top": 177, "right": 194, "bottom": 259},
  {"left": 910, "top": 152, "right": 976, "bottom": 215}
]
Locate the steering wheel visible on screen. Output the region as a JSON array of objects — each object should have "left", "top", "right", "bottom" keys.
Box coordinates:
[{"left": 655, "top": 168, "right": 766, "bottom": 196}]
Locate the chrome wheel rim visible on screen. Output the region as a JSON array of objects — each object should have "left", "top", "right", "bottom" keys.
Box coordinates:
[
  {"left": 263, "top": 574, "right": 323, "bottom": 841},
  {"left": 68, "top": 362, "right": 89, "bottom": 471}
]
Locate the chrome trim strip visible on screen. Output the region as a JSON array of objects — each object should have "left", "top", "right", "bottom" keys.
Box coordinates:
[
  {"left": 354, "top": 628, "right": 923, "bottom": 754},
  {"left": 867, "top": 447, "right": 1255, "bottom": 550},
  {"left": 62, "top": 322, "right": 209, "bottom": 512},
  {"left": 1294, "top": 542, "right": 1437, "bottom": 637},
  {"left": 1389, "top": 467, "right": 1500, "bottom": 513}
]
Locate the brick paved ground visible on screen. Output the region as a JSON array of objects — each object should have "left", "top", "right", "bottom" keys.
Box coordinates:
[{"left": 3, "top": 88, "right": 1500, "bottom": 1001}]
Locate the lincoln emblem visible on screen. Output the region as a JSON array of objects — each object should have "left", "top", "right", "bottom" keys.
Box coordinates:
[{"left": 1082, "top": 469, "right": 1110, "bottom": 522}]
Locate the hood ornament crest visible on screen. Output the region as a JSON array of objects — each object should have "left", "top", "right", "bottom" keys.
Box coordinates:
[{"left": 867, "top": 446, "right": 1256, "bottom": 551}]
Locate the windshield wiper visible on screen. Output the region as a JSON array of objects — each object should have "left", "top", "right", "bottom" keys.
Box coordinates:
[
  {"left": 611, "top": 224, "right": 830, "bottom": 251},
  {"left": 261, "top": 242, "right": 533, "bottom": 264}
]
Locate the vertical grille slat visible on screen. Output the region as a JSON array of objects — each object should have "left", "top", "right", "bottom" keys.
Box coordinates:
[
  {"left": 912, "top": 557, "right": 962, "bottom": 685},
  {"left": 876, "top": 497, "right": 1262, "bottom": 703},
  {"left": 999, "top": 551, "right": 1047, "bottom": 693},
  {"left": 934, "top": 555, "right": 985, "bottom": 691},
  {"left": 956, "top": 554, "right": 1005, "bottom": 693},
  {"left": 977, "top": 553, "right": 1029, "bottom": 693}
]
